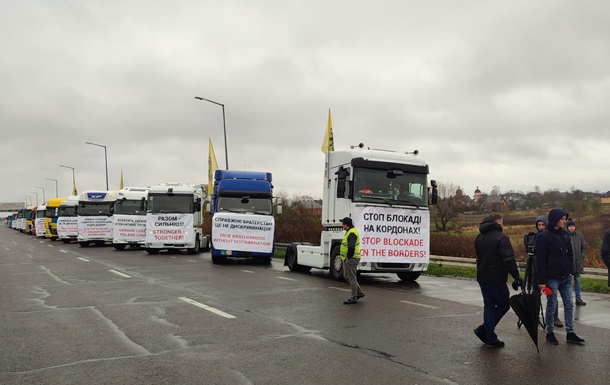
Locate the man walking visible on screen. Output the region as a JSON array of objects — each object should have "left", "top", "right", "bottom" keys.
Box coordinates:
[
  {"left": 536, "top": 208, "right": 585, "bottom": 345},
  {"left": 473, "top": 213, "right": 522, "bottom": 348},
  {"left": 340, "top": 217, "right": 365, "bottom": 304}
]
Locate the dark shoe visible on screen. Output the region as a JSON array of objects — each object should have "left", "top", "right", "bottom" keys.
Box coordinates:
[
  {"left": 567, "top": 333, "right": 585, "bottom": 345},
  {"left": 554, "top": 317, "right": 564, "bottom": 328},
  {"left": 343, "top": 299, "right": 358, "bottom": 305},
  {"left": 473, "top": 328, "right": 487, "bottom": 344},
  {"left": 546, "top": 332, "right": 559, "bottom": 345},
  {"left": 575, "top": 299, "right": 586, "bottom": 306},
  {"left": 357, "top": 293, "right": 365, "bottom": 299},
  {"left": 486, "top": 340, "right": 505, "bottom": 349}
]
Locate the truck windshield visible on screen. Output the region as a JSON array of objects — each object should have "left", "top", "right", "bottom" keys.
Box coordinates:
[
  {"left": 115, "top": 199, "right": 146, "bottom": 215},
  {"left": 147, "top": 194, "right": 194, "bottom": 214},
  {"left": 352, "top": 168, "right": 428, "bottom": 206},
  {"left": 45, "top": 208, "right": 58, "bottom": 218},
  {"left": 217, "top": 197, "right": 272, "bottom": 215},
  {"left": 36, "top": 210, "right": 46, "bottom": 219},
  {"left": 58, "top": 206, "right": 77, "bottom": 217},
  {"left": 78, "top": 202, "right": 114, "bottom": 216}
]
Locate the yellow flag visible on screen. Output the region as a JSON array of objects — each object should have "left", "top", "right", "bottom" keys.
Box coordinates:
[
  {"left": 208, "top": 138, "right": 219, "bottom": 196},
  {"left": 119, "top": 170, "right": 124, "bottom": 189},
  {"left": 321, "top": 109, "right": 334, "bottom": 154},
  {"left": 72, "top": 181, "right": 77, "bottom": 196}
]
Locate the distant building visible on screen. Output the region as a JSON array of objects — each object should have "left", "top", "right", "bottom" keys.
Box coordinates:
[
  {"left": 0, "top": 202, "right": 24, "bottom": 219},
  {"left": 473, "top": 187, "right": 482, "bottom": 202}
]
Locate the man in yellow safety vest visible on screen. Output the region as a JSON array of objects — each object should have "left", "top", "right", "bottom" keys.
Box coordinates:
[{"left": 340, "top": 217, "right": 365, "bottom": 304}]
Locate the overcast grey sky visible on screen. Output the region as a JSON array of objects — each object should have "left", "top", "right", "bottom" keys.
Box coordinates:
[{"left": 2, "top": 0, "right": 609, "bottom": 205}]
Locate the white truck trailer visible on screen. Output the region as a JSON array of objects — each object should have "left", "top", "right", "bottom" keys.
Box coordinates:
[
  {"left": 144, "top": 182, "right": 209, "bottom": 255},
  {"left": 285, "top": 143, "right": 437, "bottom": 282},
  {"left": 112, "top": 187, "right": 148, "bottom": 250},
  {"left": 77, "top": 190, "right": 119, "bottom": 247}
]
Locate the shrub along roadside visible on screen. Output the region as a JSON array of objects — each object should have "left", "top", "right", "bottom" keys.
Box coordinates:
[{"left": 425, "top": 264, "right": 609, "bottom": 294}]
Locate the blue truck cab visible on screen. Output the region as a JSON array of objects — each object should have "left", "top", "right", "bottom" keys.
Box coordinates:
[{"left": 209, "top": 170, "right": 278, "bottom": 264}]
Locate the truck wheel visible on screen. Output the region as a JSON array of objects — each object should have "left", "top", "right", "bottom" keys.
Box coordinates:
[
  {"left": 79, "top": 242, "right": 90, "bottom": 248},
  {"left": 146, "top": 248, "right": 160, "bottom": 255},
  {"left": 258, "top": 256, "right": 272, "bottom": 265},
  {"left": 285, "top": 243, "right": 311, "bottom": 272},
  {"left": 212, "top": 255, "right": 227, "bottom": 264},
  {"left": 187, "top": 236, "right": 201, "bottom": 254},
  {"left": 329, "top": 246, "right": 344, "bottom": 281},
  {"left": 61, "top": 239, "right": 71, "bottom": 244},
  {"left": 113, "top": 244, "right": 127, "bottom": 251},
  {"left": 397, "top": 272, "right": 421, "bottom": 282}
]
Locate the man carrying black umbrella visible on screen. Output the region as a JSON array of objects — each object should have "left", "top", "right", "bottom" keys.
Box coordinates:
[
  {"left": 536, "top": 208, "right": 585, "bottom": 345},
  {"left": 473, "top": 212, "right": 523, "bottom": 348}
]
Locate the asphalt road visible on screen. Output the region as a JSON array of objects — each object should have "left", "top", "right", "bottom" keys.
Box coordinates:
[{"left": 1, "top": 226, "right": 610, "bottom": 385}]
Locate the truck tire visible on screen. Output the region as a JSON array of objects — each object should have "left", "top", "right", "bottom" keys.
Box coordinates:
[
  {"left": 79, "top": 241, "right": 90, "bottom": 248},
  {"left": 285, "top": 243, "right": 311, "bottom": 273},
  {"left": 113, "top": 244, "right": 127, "bottom": 251},
  {"left": 61, "top": 239, "right": 71, "bottom": 244},
  {"left": 329, "top": 245, "right": 344, "bottom": 281},
  {"left": 146, "top": 248, "right": 160, "bottom": 255},
  {"left": 397, "top": 272, "right": 421, "bottom": 282},
  {"left": 187, "top": 236, "right": 201, "bottom": 254},
  {"left": 258, "top": 256, "right": 272, "bottom": 265},
  {"left": 212, "top": 254, "right": 227, "bottom": 264}
]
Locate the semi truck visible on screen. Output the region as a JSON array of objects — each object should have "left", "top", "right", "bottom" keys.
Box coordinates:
[
  {"left": 144, "top": 182, "right": 209, "bottom": 255},
  {"left": 57, "top": 196, "right": 79, "bottom": 243},
  {"left": 208, "top": 170, "right": 279, "bottom": 264},
  {"left": 77, "top": 190, "right": 118, "bottom": 247},
  {"left": 112, "top": 187, "right": 148, "bottom": 250},
  {"left": 45, "top": 197, "right": 67, "bottom": 240},
  {"left": 24, "top": 205, "right": 36, "bottom": 234},
  {"left": 284, "top": 143, "right": 437, "bottom": 282},
  {"left": 34, "top": 204, "right": 47, "bottom": 237}
]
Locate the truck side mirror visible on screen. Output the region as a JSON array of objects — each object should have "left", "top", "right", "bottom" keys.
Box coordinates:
[
  {"left": 430, "top": 179, "right": 438, "bottom": 205},
  {"left": 195, "top": 202, "right": 202, "bottom": 212},
  {"left": 336, "top": 168, "right": 350, "bottom": 199}
]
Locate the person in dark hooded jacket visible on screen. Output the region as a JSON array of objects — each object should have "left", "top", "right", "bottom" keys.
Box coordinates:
[
  {"left": 473, "top": 212, "right": 522, "bottom": 348},
  {"left": 535, "top": 208, "right": 585, "bottom": 345}
]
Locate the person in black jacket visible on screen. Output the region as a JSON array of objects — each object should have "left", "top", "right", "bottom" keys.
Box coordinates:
[
  {"left": 473, "top": 212, "right": 522, "bottom": 349},
  {"left": 600, "top": 228, "right": 610, "bottom": 287},
  {"left": 535, "top": 208, "right": 585, "bottom": 345}
]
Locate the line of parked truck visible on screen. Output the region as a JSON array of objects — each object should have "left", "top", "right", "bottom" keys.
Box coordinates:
[{"left": 6, "top": 142, "right": 438, "bottom": 282}]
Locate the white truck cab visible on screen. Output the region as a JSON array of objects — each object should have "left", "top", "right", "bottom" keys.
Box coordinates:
[
  {"left": 144, "top": 182, "right": 209, "bottom": 255},
  {"left": 77, "top": 190, "right": 119, "bottom": 247},
  {"left": 285, "top": 143, "right": 437, "bottom": 282},
  {"left": 112, "top": 187, "right": 148, "bottom": 250}
]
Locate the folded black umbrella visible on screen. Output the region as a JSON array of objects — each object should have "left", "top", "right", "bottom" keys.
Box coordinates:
[{"left": 509, "top": 291, "right": 541, "bottom": 353}]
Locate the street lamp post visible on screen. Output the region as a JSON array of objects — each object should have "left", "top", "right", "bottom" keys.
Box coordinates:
[
  {"left": 45, "top": 178, "right": 58, "bottom": 198},
  {"left": 85, "top": 142, "right": 108, "bottom": 190},
  {"left": 23, "top": 196, "right": 32, "bottom": 205},
  {"left": 194, "top": 96, "right": 229, "bottom": 169},
  {"left": 59, "top": 165, "right": 76, "bottom": 196},
  {"left": 30, "top": 191, "right": 39, "bottom": 205},
  {"left": 34, "top": 186, "right": 46, "bottom": 202}
]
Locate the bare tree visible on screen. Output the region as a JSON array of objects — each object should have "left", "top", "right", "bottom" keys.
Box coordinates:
[{"left": 431, "top": 182, "right": 463, "bottom": 231}]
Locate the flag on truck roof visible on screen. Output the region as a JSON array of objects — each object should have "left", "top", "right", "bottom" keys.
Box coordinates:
[
  {"left": 321, "top": 109, "right": 334, "bottom": 154},
  {"left": 208, "top": 138, "right": 219, "bottom": 196},
  {"left": 72, "top": 181, "right": 77, "bottom": 196},
  {"left": 119, "top": 170, "right": 124, "bottom": 189}
]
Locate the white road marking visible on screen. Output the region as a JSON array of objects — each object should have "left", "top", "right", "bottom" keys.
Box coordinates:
[
  {"left": 47, "top": 244, "right": 54, "bottom": 248},
  {"left": 187, "top": 260, "right": 197, "bottom": 263},
  {"left": 329, "top": 287, "right": 351, "bottom": 292},
  {"left": 109, "top": 269, "right": 131, "bottom": 278},
  {"left": 400, "top": 300, "right": 439, "bottom": 309},
  {"left": 179, "top": 297, "right": 236, "bottom": 319},
  {"left": 241, "top": 270, "right": 255, "bottom": 274},
  {"left": 60, "top": 250, "right": 67, "bottom": 253},
  {"left": 277, "top": 276, "right": 297, "bottom": 281},
  {"left": 170, "top": 256, "right": 177, "bottom": 259},
  {"left": 77, "top": 257, "right": 90, "bottom": 262}
]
